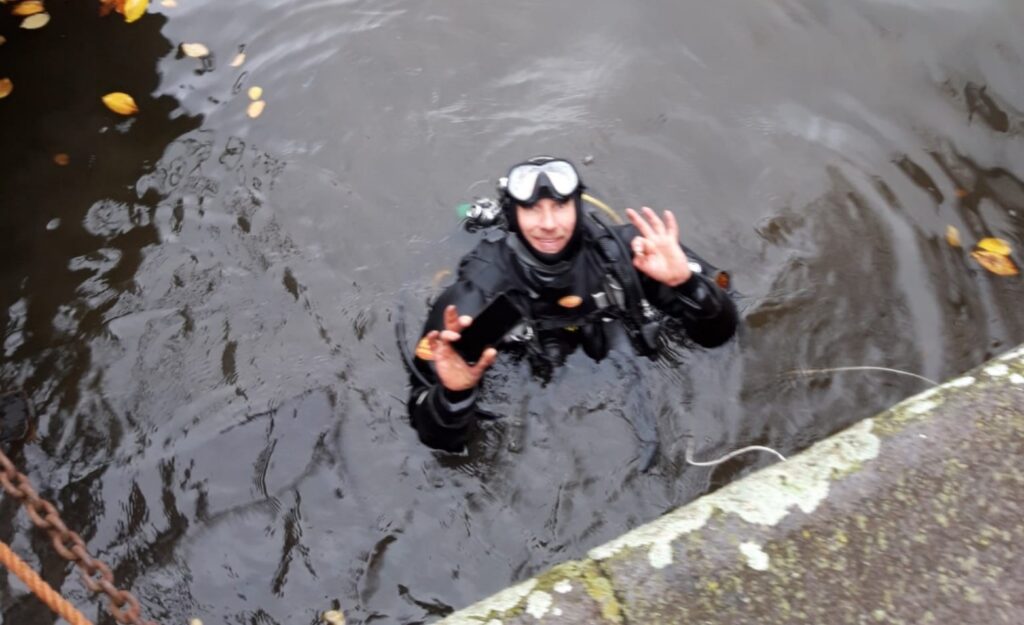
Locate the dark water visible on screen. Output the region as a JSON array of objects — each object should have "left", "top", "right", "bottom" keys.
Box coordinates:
[{"left": 2, "top": 0, "right": 1023, "bottom": 623}]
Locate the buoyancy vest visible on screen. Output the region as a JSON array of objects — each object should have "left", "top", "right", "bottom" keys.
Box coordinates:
[{"left": 453, "top": 203, "right": 662, "bottom": 358}]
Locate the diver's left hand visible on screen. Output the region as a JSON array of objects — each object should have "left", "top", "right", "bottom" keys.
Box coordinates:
[{"left": 625, "top": 207, "right": 692, "bottom": 287}]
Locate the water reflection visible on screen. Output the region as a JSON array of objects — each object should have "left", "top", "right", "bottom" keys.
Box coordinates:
[
  {"left": 2, "top": 0, "right": 1023, "bottom": 624},
  {"left": 0, "top": 2, "right": 203, "bottom": 623}
]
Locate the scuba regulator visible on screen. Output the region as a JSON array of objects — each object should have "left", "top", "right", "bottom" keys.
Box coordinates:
[
  {"left": 456, "top": 175, "right": 512, "bottom": 232},
  {"left": 457, "top": 197, "right": 504, "bottom": 232}
]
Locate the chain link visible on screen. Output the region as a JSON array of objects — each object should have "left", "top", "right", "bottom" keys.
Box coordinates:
[{"left": 0, "top": 449, "right": 158, "bottom": 625}]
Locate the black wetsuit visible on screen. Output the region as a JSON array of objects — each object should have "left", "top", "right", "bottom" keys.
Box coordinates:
[{"left": 408, "top": 212, "right": 738, "bottom": 453}]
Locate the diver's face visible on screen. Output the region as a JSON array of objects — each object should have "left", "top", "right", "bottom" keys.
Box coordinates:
[{"left": 516, "top": 197, "right": 576, "bottom": 255}]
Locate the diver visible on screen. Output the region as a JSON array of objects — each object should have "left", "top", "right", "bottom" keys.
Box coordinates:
[{"left": 405, "top": 156, "right": 738, "bottom": 467}]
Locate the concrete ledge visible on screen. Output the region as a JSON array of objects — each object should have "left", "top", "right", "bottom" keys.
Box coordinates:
[{"left": 438, "top": 344, "right": 1024, "bottom": 624}]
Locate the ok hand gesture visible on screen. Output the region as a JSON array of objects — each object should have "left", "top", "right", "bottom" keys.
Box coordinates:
[{"left": 625, "top": 207, "right": 692, "bottom": 287}]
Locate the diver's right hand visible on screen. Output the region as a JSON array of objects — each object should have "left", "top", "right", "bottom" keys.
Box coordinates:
[{"left": 427, "top": 304, "right": 498, "bottom": 392}]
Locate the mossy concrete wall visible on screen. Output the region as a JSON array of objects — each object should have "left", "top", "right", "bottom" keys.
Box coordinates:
[{"left": 438, "top": 344, "right": 1024, "bottom": 625}]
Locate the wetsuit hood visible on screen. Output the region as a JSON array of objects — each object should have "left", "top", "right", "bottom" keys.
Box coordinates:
[
  {"left": 500, "top": 156, "right": 586, "bottom": 266},
  {"left": 506, "top": 232, "right": 581, "bottom": 291}
]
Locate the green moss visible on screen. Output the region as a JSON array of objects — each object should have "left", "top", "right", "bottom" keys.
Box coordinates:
[
  {"left": 441, "top": 347, "right": 1024, "bottom": 625},
  {"left": 535, "top": 560, "right": 623, "bottom": 624}
]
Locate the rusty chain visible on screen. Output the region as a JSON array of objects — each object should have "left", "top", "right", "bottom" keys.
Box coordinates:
[{"left": 0, "top": 449, "right": 157, "bottom": 625}]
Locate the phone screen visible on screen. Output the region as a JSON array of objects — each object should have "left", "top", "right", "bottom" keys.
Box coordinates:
[{"left": 452, "top": 294, "right": 522, "bottom": 363}]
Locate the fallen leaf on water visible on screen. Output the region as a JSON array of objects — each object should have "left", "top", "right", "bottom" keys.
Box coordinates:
[
  {"left": 123, "top": 0, "right": 147, "bottom": 22},
  {"left": 20, "top": 11, "right": 49, "bottom": 28},
  {"left": 977, "top": 237, "right": 1011, "bottom": 256},
  {"left": 181, "top": 42, "right": 209, "bottom": 58},
  {"left": 247, "top": 99, "right": 265, "bottom": 118},
  {"left": 53, "top": 153, "right": 70, "bottom": 165},
  {"left": 414, "top": 336, "right": 434, "bottom": 361},
  {"left": 0, "top": 78, "right": 12, "bottom": 99},
  {"left": 945, "top": 225, "right": 961, "bottom": 248},
  {"left": 12, "top": 1, "right": 45, "bottom": 16},
  {"left": 323, "top": 610, "right": 345, "bottom": 625},
  {"left": 161, "top": 0, "right": 176, "bottom": 6},
  {"left": 971, "top": 250, "right": 1019, "bottom": 276},
  {"left": 230, "top": 52, "right": 245, "bottom": 67},
  {"left": 247, "top": 85, "right": 262, "bottom": 100},
  {"left": 102, "top": 92, "right": 138, "bottom": 115}
]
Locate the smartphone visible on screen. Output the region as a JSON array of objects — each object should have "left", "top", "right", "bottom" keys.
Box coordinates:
[{"left": 452, "top": 294, "right": 523, "bottom": 363}]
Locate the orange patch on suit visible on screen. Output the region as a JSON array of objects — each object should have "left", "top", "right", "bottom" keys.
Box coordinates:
[
  {"left": 415, "top": 336, "right": 435, "bottom": 360},
  {"left": 558, "top": 294, "right": 583, "bottom": 308}
]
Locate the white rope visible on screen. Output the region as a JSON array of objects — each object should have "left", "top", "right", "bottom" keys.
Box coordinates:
[
  {"left": 685, "top": 438, "right": 786, "bottom": 467},
  {"left": 788, "top": 366, "right": 938, "bottom": 387},
  {"left": 682, "top": 366, "right": 937, "bottom": 469}
]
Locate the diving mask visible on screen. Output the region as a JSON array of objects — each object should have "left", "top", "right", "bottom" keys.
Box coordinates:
[{"left": 503, "top": 158, "right": 581, "bottom": 205}]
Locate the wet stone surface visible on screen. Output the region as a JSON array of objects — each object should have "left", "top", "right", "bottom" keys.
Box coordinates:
[
  {"left": 598, "top": 346, "right": 1024, "bottom": 624},
  {"left": 3, "top": 1, "right": 1024, "bottom": 622},
  {"left": 441, "top": 561, "right": 621, "bottom": 625},
  {"left": 439, "top": 345, "right": 1024, "bottom": 624}
]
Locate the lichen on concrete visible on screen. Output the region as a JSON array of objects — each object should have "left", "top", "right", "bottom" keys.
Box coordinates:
[
  {"left": 739, "top": 541, "right": 770, "bottom": 571},
  {"left": 595, "top": 344, "right": 1024, "bottom": 625},
  {"left": 537, "top": 561, "right": 623, "bottom": 624},
  {"left": 438, "top": 344, "right": 1024, "bottom": 625},
  {"left": 439, "top": 579, "right": 537, "bottom": 625},
  {"left": 589, "top": 418, "right": 880, "bottom": 568},
  {"left": 438, "top": 559, "right": 623, "bottom": 625},
  {"left": 525, "top": 591, "right": 553, "bottom": 619},
  {"left": 869, "top": 354, "right": 1024, "bottom": 437}
]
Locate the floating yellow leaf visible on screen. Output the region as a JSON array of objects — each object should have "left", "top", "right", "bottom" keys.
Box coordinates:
[
  {"left": 12, "top": 1, "right": 44, "bottom": 16},
  {"left": 945, "top": 225, "right": 961, "bottom": 248},
  {"left": 247, "top": 86, "right": 262, "bottom": 100},
  {"left": 414, "top": 336, "right": 434, "bottom": 361},
  {"left": 181, "top": 42, "right": 209, "bottom": 58},
  {"left": 20, "top": 11, "right": 49, "bottom": 28},
  {"left": 977, "top": 237, "right": 1011, "bottom": 256},
  {"left": 102, "top": 92, "right": 138, "bottom": 115},
  {"left": 971, "top": 250, "right": 1019, "bottom": 276},
  {"left": 123, "top": 0, "right": 146, "bottom": 22},
  {"left": 0, "top": 78, "right": 12, "bottom": 99},
  {"left": 229, "top": 52, "right": 245, "bottom": 67},
  {"left": 53, "top": 153, "right": 70, "bottom": 165},
  {"left": 161, "top": 0, "right": 176, "bottom": 6},
  {"left": 247, "top": 99, "right": 265, "bottom": 118}
]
